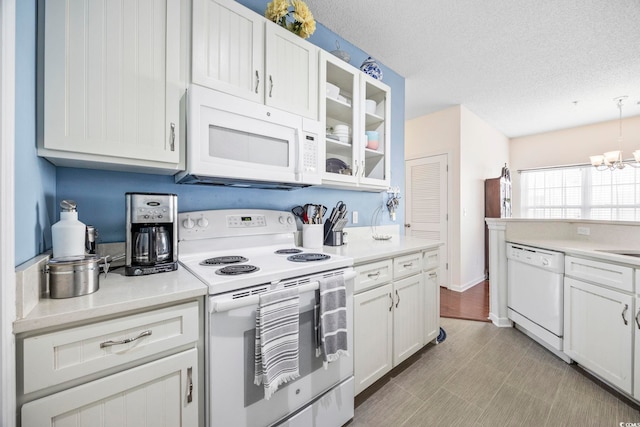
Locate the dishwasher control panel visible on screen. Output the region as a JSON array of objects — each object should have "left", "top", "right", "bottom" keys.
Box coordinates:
[{"left": 506, "top": 243, "right": 565, "bottom": 273}]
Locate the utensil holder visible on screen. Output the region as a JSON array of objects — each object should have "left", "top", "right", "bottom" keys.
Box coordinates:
[{"left": 302, "top": 224, "right": 324, "bottom": 249}]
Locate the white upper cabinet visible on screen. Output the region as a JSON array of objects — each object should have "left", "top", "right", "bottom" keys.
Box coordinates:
[
  {"left": 192, "top": 0, "right": 318, "bottom": 119},
  {"left": 320, "top": 51, "right": 391, "bottom": 191},
  {"left": 192, "top": 0, "right": 264, "bottom": 103},
  {"left": 39, "top": 0, "right": 187, "bottom": 173}
]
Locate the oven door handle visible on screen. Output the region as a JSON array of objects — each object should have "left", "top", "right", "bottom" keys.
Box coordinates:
[{"left": 210, "top": 270, "right": 356, "bottom": 313}]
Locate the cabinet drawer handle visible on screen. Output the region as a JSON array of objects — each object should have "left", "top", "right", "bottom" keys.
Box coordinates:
[
  {"left": 269, "top": 75, "right": 274, "bottom": 97},
  {"left": 622, "top": 304, "right": 629, "bottom": 326},
  {"left": 367, "top": 271, "right": 381, "bottom": 280},
  {"left": 403, "top": 262, "right": 414, "bottom": 268},
  {"left": 100, "top": 330, "right": 152, "bottom": 348},
  {"left": 395, "top": 290, "right": 400, "bottom": 308},
  {"left": 187, "top": 367, "right": 194, "bottom": 403},
  {"left": 388, "top": 293, "right": 393, "bottom": 312},
  {"left": 428, "top": 272, "right": 438, "bottom": 279},
  {"left": 636, "top": 309, "right": 640, "bottom": 329},
  {"left": 170, "top": 123, "right": 176, "bottom": 151},
  {"left": 255, "top": 70, "right": 260, "bottom": 94}
]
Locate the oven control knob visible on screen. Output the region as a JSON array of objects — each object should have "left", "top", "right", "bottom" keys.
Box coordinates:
[
  {"left": 287, "top": 216, "right": 294, "bottom": 225},
  {"left": 183, "top": 217, "right": 195, "bottom": 229},
  {"left": 278, "top": 216, "right": 285, "bottom": 224},
  {"left": 197, "top": 217, "right": 209, "bottom": 228}
]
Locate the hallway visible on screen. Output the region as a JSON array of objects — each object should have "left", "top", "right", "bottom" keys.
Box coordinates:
[{"left": 440, "top": 280, "right": 490, "bottom": 322}]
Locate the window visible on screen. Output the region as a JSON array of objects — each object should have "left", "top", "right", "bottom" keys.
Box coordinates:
[{"left": 521, "top": 165, "right": 640, "bottom": 220}]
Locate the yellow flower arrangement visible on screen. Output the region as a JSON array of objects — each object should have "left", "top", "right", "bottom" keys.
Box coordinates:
[{"left": 265, "top": 0, "right": 316, "bottom": 39}]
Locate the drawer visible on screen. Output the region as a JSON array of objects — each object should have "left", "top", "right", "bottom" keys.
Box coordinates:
[
  {"left": 423, "top": 249, "right": 439, "bottom": 271},
  {"left": 565, "top": 256, "right": 633, "bottom": 293},
  {"left": 354, "top": 259, "right": 393, "bottom": 293},
  {"left": 393, "top": 252, "right": 422, "bottom": 279},
  {"left": 22, "top": 301, "right": 199, "bottom": 394}
]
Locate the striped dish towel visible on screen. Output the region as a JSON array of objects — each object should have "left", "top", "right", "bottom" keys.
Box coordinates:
[
  {"left": 315, "top": 275, "right": 349, "bottom": 369},
  {"left": 254, "top": 287, "right": 300, "bottom": 400}
]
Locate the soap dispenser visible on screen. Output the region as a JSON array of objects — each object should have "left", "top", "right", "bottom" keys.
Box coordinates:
[{"left": 51, "top": 200, "right": 86, "bottom": 258}]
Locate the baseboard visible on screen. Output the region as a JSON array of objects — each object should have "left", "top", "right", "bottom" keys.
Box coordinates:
[
  {"left": 448, "top": 275, "right": 486, "bottom": 292},
  {"left": 489, "top": 313, "right": 512, "bottom": 327}
]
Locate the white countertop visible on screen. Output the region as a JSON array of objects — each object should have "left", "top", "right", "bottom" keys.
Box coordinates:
[
  {"left": 324, "top": 235, "right": 442, "bottom": 265},
  {"left": 14, "top": 267, "right": 208, "bottom": 334},
  {"left": 507, "top": 238, "right": 640, "bottom": 267}
]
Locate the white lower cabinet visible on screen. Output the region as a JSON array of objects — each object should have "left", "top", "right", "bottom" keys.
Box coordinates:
[
  {"left": 424, "top": 268, "right": 440, "bottom": 344},
  {"left": 21, "top": 348, "right": 198, "bottom": 426},
  {"left": 564, "top": 276, "right": 634, "bottom": 394},
  {"left": 18, "top": 301, "right": 202, "bottom": 426},
  {"left": 353, "top": 283, "right": 393, "bottom": 394},
  {"left": 635, "top": 295, "right": 640, "bottom": 401},
  {"left": 392, "top": 274, "right": 425, "bottom": 365},
  {"left": 353, "top": 249, "right": 439, "bottom": 395}
]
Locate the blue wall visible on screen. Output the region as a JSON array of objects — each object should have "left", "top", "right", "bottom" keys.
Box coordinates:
[
  {"left": 15, "top": 0, "right": 405, "bottom": 265},
  {"left": 15, "top": 0, "right": 56, "bottom": 265}
]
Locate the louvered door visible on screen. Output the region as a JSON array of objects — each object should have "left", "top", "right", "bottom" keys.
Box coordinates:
[{"left": 405, "top": 154, "right": 448, "bottom": 287}]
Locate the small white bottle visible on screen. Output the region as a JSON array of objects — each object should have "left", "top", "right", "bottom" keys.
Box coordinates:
[{"left": 52, "top": 200, "right": 86, "bottom": 258}]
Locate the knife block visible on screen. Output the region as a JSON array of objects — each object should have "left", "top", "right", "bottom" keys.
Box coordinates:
[{"left": 323, "top": 224, "right": 344, "bottom": 246}]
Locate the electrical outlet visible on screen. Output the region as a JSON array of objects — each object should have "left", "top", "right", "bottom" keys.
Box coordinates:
[
  {"left": 577, "top": 226, "right": 590, "bottom": 236},
  {"left": 352, "top": 211, "right": 358, "bottom": 224}
]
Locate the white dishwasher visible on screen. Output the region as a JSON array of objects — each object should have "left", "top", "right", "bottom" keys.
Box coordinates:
[{"left": 507, "top": 243, "right": 569, "bottom": 361}]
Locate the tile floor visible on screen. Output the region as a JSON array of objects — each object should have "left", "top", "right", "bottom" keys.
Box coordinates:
[{"left": 350, "top": 318, "right": 640, "bottom": 426}]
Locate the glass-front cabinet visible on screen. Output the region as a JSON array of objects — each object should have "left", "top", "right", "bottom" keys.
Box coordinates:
[{"left": 319, "top": 52, "right": 391, "bottom": 191}]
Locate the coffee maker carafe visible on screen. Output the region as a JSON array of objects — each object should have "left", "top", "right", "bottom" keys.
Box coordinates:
[{"left": 125, "top": 193, "right": 178, "bottom": 276}]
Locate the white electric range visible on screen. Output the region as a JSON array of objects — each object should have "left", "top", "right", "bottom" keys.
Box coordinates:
[{"left": 178, "top": 209, "right": 355, "bottom": 427}]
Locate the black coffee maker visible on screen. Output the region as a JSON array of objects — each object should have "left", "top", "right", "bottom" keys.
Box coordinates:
[{"left": 125, "top": 192, "right": 178, "bottom": 276}]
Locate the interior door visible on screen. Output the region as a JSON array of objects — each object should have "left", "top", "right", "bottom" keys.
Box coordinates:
[{"left": 405, "top": 154, "right": 448, "bottom": 288}]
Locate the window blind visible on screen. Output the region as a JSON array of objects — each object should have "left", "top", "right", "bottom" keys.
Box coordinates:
[{"left": 521, "top": 166, "right": 640, "bottom": 220}]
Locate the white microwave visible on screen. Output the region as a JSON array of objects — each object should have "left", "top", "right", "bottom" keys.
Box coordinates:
[{"left": 176, "top": 85, "right": 322, "bottom": 189}]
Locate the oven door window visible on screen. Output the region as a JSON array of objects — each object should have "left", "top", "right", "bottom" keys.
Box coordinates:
[{"left": 243, "top": 308, "right": 321, "bottom": 407}]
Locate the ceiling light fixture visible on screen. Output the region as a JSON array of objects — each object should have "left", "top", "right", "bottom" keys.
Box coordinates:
[{"left": 590, "top": 96, "right": 640, "bottom": 171}]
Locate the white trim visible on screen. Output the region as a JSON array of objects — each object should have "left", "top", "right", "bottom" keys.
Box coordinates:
[{"left": 0, "top": 0, "right": 16, "bottom": 425}]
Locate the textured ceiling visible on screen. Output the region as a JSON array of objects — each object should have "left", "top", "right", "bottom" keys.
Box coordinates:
[{"left": 305, "top": 0, "right": 640, "bottom": 137}]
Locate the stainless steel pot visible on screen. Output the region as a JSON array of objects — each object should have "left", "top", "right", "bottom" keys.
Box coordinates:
[{"left": 45, "top": 255, "right": 101, "bottom": 298}]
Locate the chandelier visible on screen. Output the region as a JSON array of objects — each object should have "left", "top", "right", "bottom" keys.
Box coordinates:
[{"left": 590, "top": 96, "right": 640, "bottom": 171}]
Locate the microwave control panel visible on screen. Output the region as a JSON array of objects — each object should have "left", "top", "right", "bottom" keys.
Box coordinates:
[{"left": 303, "top": 135, "right": 318, "bottom": 172}]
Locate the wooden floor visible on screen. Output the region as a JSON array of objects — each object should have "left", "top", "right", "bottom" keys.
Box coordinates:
[{"left": 440, "top": 280, "right": 490, "bottom": 322}]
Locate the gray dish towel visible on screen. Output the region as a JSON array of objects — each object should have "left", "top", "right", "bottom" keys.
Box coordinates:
[
  {"left": 315, "top": 275, "right": 349, "bottom": 369},
  {"left": 254, "top": 287, "right": 300, "bottom": 400}
]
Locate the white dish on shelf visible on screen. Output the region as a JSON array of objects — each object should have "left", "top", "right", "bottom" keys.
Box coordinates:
[
  {"left": 326, "top": 83, "right": 340, "bottom": 99},
  {"left": 365, "top": 99, "right": 376, "bottom": 114}
]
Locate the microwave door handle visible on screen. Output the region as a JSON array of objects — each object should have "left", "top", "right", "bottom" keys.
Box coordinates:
[{"left": 294, "top": 128, "right": 302, "bottom": 181}]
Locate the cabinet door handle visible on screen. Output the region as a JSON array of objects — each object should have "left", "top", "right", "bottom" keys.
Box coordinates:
[
  {"left": 255, "top": 70, "right": 260, "bottom": 94},
  {"left": 635, "top": 308, "right": 640, "bottom": 329},
  {"left": 100, "top": 330, "right": 152, "bottom": 348},
  {"left": 361, "top": 160, "right": 365, "bottom": 177},
  {"left": 170, "top": 123, "right": 176, "bottom": 151},
  {"left": 622, "top": 304, "right": 629, "bottom": 326},
  {"left": 353, "top": 162, "right": 359, "bottom": 177},
  {"left": 187, "top": 367, "right": 194, "bottom": 403},
  {"left": 269, "top": 75, "right": 274, "bottom": 97},
  {"left": 367, "top": 271, "right": 381, "bottom": 279},
  {"left": 388, "top": 293, "right": 393, "bottom": 312},
  {"left": 395, "top": 289, "right": 400, "bottom": 308},
  {"left": 429, "top": 272, "right": 438, "bottom": 279}
]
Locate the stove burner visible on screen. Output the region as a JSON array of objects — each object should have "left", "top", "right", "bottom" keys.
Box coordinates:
[
  {"left": 215, "top": 265, "right": 260, "bottom": 275},
  {"left": 275, "top": 248, "right": 303, "bottom": 255},
  {"left": 201, "top": 256, "right": 248, "bottom": 266},
  {"left": 287, "top": 253, "right": 331, "bottom": 262}
]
